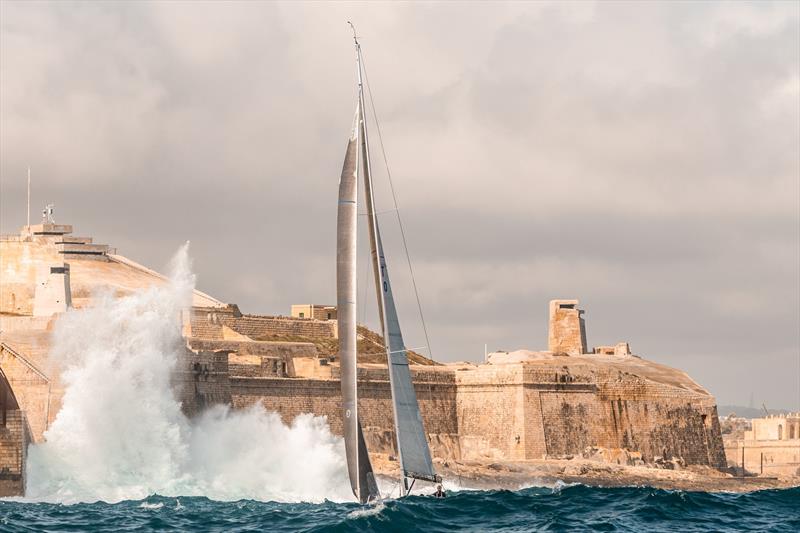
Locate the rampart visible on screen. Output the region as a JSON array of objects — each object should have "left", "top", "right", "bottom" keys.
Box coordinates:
[
  {"left": 0, "top": 223, "right": 732, "bottom": 497},
  {"left": 231, "top": 358, "right": 725, "bottom": 468}
]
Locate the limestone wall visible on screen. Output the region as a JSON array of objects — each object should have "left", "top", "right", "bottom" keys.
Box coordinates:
[
  {"left": 229, "top": 360, "right": 726, "bottom": 469},
  {"left": 0, "top": 410, "right": 29, "bottom": 497},
  {"left": 0, "top": 342, "right": 60, "bottom": 443},
  {"left": 172, "top": 348, "right": 231, "bottom": 416},
  {"left": 725, "top": 439, "right": 800, "bottom": 476},
  {"left": 222, "top": 315, "right": 337, "bottom": 339},
  {"left": 190, "top": 307, "right": 337, "bottom": 341},
  {"left": 231, "top": 369, "right": 461, "bottom": 461}
]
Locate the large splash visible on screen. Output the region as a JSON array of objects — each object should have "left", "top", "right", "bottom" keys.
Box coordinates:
[{"left": 25, "top": 245, "right": 352, "bottom": 504}]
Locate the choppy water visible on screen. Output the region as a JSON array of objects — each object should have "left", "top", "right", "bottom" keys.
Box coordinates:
[{"left": 2, "top": 485, "right": 798, "bottom": 532}]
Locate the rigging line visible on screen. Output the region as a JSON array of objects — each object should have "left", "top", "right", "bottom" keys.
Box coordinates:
[
  {"left": 355, "top": 102, "right": 371, "bottom": 328},
  {"left": 358, "top": 208, "right": 399, "bottom": 216},
  {"left": 358, "top": 47, "right": 435, "bottom": 361},
  {"left": 360, "top": 212, "right": 369, "bottom": 325}
]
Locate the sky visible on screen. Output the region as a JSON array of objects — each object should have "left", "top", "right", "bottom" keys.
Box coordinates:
[{"left": 1, "top": 1, "right": 798, "bottom": 410}]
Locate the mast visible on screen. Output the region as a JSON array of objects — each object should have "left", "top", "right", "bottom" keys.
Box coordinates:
[
  {"left": 337, "top": 63, "right": 379, "bottom": 502},
  {"left": 351, "top": 24, "right": 439, "bottom": 493}
]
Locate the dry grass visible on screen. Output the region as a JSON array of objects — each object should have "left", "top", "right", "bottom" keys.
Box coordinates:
[{"left": 250, "top": 324, "right": 437, "bottom": 366}]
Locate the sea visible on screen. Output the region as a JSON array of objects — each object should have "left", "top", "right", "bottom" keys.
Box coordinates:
[{"left": 1, "top": 485, "right": 798, "bottom": 532}]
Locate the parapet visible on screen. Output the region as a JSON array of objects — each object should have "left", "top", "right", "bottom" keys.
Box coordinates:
[
  {"left": 548, "top": 299, "right": 587, "bottom": 356},
  {"left": 23, "top": 223, "right": 73, "bottom": 236}
]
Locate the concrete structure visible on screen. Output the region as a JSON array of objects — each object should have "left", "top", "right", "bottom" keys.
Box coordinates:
[
  {"left": 724, "top": 414, "right": 800, "bottom": 476},
  {"left": 33, "top": 263, "right": 71, "bottom": 316},
  {"left": 291, "top": 304, "right": 337, "bottom": 321},
  {"left": 0, "top": 221, "right": 733, "bottom": 496},
  {"left": 548, "top": 299, "right": 587, "bottom": 355}
]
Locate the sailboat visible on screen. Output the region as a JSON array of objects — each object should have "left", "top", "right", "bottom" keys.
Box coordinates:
[{"left": 337, "top": 25, "right": 441, "bottom": 504}]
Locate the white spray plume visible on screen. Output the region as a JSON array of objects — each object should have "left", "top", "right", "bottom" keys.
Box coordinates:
[{"left": 24, "top": 244, "right": 351, "bottom": 504}]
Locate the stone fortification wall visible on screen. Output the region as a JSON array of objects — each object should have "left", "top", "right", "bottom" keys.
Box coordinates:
[
  {"left": 190, "top": 307, "right": 337, "bottom": 340},
  {"left": 223, "top": 315, "right": 336, "bottom": 339},
  {"left": 231, "top": 369, "right": 461, "bottom": 461},
  {"left": 454, "top": 363, "right": 724, "bottom": 466},
  {"left": 229, "top": 359, "right": 726, "bottom": 468},
  {"left": 0, "top": 410, "right": 29, "bottom": 497},
  {"left": 0, "top": 369, "right": 29, "bottom": 497},
  {"left": 172, "top": 347, "right": 231, "bottom": 416},
  {"left": 0, "top": 341, "right": 60, "bottom": 443},
  {"left": 188, "top": 339, "right": 317, "bottom": 360},
  {"left": 188, "top": 339, "right": 318, "bottom": 379}
]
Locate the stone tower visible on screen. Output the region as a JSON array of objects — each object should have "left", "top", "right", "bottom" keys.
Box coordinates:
[
  {"left": 32, "top": 263, "right": 71, "bottom": 317},
  {"left": 548, "top": 299, "right": 587, "bottom": 356}
]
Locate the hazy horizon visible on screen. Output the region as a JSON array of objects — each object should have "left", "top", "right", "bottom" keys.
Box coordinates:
[{"left": 1, "top": 1, "right": 798, "bottom": 410}]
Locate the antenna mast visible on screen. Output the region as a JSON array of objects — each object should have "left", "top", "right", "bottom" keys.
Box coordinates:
[{"left": 26, "top": 167, "right": 31, "bottom": 228}]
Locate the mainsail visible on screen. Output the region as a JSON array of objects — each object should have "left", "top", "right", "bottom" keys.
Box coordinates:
[
  {"left": 338, "top": 25, "right": 439, "bottom": 503},
  {"left": 337, "top": 103, "right": 380, "bottom": 504}
]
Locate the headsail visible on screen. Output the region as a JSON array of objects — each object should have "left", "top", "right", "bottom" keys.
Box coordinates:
[
  {"left": 337, "top": 102, "right": 380, "bottom": 504},
  {"left": 357, "top": 66, "right": 439, "bottom": 487}
]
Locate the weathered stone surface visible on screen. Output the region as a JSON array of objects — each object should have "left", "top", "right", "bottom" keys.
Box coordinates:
[
  {"left": 548, "top": 300, "right": 587, "bottom": 355},
  {"left": 231, "top": 355, "right": 726, "bottom": 469},
  {"left": 0, "top": 371, "right": 29, "bottom": 497}
]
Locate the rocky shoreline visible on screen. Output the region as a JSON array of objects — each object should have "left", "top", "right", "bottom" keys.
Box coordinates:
[{"left": 372, "top": 455, "right": 799, "bottom": 494}]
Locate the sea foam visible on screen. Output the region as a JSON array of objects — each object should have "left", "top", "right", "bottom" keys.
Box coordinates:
[{"left": 24, "top": 244, "right": 351, "bottom": 504}]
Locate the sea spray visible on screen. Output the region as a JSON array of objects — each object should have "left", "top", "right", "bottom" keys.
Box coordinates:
[{"left": 25, "top": 245, "right": 351, "bottom": 504}]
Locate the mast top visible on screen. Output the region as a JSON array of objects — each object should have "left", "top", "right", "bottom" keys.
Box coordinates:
[{"left": 347, "top": 21, "right": 359, "bottom": 46}]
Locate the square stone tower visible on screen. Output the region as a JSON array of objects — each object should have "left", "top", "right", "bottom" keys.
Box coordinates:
[
  {"left": 548, "top": 299, "right": 587, "bottom": 356},
  {"left": 33, "top": 263, "right": 72, "bottom": 317}
]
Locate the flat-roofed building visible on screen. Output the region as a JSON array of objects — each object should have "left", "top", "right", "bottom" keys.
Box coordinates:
[
  {"left": 724, "top": 413, "right": 800, "bottom": 476},
  {"left": 290, "top": 304, "right": 337, "bottom": 321}
]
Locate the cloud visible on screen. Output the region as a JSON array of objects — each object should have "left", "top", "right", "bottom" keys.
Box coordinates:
[{"left": 1, "top": 0, "right": 798, "bottom": 409}]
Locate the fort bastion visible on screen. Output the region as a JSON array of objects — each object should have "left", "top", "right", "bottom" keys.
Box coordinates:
[{"left": 0, "top": 221, "right": 726, "bottom": 496}]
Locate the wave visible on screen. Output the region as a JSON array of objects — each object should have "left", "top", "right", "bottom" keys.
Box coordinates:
[{"left": 22, "top": 245, "right": 351, "bottom": 505}]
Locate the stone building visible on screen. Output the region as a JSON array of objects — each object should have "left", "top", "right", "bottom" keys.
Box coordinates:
[
  {"left": 724, "top": 414, "right": 800, "bottom": 476},
  {"left": 290, "top": 304, "right": 337, "bottom": 321},
  {"left": 548, "top": 300, "right": 587, "bottom": 355}
]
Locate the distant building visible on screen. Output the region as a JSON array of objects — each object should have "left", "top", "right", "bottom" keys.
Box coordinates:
[
  {"left": 724, "top": 413, "right": 800, "bottom": 476},
  {"left": 290, "top": 304, "right": 337, "bottom": 321}
]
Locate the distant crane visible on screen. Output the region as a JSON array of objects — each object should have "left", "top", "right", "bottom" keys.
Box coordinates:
[{"left": 762, "top": 403, "right": 769, "bottom": 417}]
